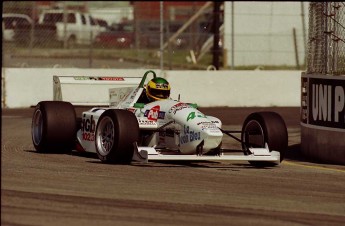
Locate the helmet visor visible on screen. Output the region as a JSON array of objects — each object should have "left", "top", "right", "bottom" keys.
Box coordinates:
[{"left": 149, "top": 88, "right": 170, "bottom": 99}]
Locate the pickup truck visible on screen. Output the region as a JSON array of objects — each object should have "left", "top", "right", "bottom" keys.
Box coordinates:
[
  {"left": 13, "top": 10, "right": 104, "bottom": 48},
  {"left": 38, "top": 9, "right": 104, "bottom": 48}
]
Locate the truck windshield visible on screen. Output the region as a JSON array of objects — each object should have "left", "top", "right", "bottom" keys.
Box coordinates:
[{"left": 43, "top": 13, "right": 76, "bottom": 23}]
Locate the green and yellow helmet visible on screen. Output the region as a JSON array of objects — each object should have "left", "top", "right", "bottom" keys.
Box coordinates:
[{"left": 146, "top": 77, "right": 171, "bottom": 101}]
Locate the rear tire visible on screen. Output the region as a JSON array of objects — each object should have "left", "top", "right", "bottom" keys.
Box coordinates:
[
  {"left": 31, "top": 101, "right": 77, "bottom": 153},
  {"left": 241, "top": 112, "right": 288, "bottom": 167},
  {"left": 95, "top": 109, "right": 139, "bottom": 164}
]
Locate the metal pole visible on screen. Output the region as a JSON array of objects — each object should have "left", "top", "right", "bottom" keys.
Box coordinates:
[
  {"left": 293, "top": 28, "right": 300, "bottom": 69},
  {"left": 212, "top": 1, "right": 221, "bottom": 70},
  {"left": 29, "top": 1, "right": 35, "bottom": 54},
  {"left": 160, "top": 1, "right": 164, "bottom": 75},
  {"left": 324, "top": 2, "right": 328, "bottom": 74},
  {"left": 332, "top": 2, "right": 339, "bottom": 74},
  {"left": 231, "top": 1, "right": 234, "bottom": 70},
  {"left": 89, "top": 30, "right": 93, "bottom": 68},
  {"left": 87, "top": 2, "right": 93, "bottom": 68},
  {"left": 133, "top": 2, "right": 141, "bottom": 64},
  {"left": 301, "top": 2, "right": 307, "bottom": 67},
  {"left": 63, "top": 2, "right": 67, "bottom": 49}
]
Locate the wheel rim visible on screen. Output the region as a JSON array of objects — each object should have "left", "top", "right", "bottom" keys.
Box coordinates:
[
  {"left": 243, "top": 120, "right": 265, "bottom": 152},
  {"left": 96, "top": 116, "right": 115, "bottom": 156},
  {"left": 32, "top": 109, "right": 43, "bottom": 146}
]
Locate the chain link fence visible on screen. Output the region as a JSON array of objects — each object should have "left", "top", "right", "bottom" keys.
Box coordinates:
[
  {"left": 307, "top": 2, "right": 345, "bottom": 75},
  {"left": 2, "top": 1, "right": 308, "bottom": 70}
]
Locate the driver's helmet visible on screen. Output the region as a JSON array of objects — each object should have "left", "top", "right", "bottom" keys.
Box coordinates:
[{"left": 146, "top": 77, "right": 171, "bottom": 101}]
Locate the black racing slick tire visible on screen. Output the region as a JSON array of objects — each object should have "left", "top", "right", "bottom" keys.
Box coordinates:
[
  {"left": 241, "top": 111, "right": 288, "bottom": 167},
  {"left": 31, "top": 101, "right": 77, "bottom": 153},
  {"left": 95, "top": 109, "right": 139, "bottom": 164}
]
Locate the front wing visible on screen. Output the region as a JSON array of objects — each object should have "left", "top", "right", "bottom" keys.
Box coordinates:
[{"left": 133, "top": 143, "right": 280, "bottom": 164}]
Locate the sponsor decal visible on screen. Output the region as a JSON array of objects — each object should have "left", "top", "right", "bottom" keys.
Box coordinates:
[
  {"left": 82, "top": 132, "right": 95, "bottom": 141},
  {"left": 144, "top": 105, "right": 165, "bottom": 121},
  {"left": 81, "top": 115, "right": 96, "bottom": 141},
  {"left": 180, "top": 125, "right": 201, "bottom": 145},
  {"left": 138, "top": 118, "right": 157, "bottom": 125},
  {"left": 303, "top": 77, "right": 345, "bottom": 129},
  {"left": 99, "top": 77, "right": 125, "bottom": 81},
  {"left": 169, "top": 103, "right": 192, "bottom": 114},
  {"left": 73, "top": 76, "right": 124, "bottom": 81},
  {"left": 197, "top": 121, "right": 218, "bottom": 130},
  {"left": 186, "top": 111, "right": 206, "bottom": 121},
  {"left": 73, "top": 77, "right": 92, "bottom": 80},
  {"left": 301, "top": 77, "right": 308, "bottom": 123}
]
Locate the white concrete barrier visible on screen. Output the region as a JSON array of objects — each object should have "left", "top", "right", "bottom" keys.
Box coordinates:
[
  {"left": 1, "top": 68, "right": 301, "bottom": 108},
  {"left": 166, "top": 70, "right": 301, "bottom": 107}
]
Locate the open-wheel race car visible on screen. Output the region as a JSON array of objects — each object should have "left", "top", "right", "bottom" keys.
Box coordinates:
[{"left": 31, "top": 70, "right": 288, "bottom": 167}]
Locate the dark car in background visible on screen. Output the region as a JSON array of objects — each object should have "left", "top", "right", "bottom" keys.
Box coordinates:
[
  {"left": 93, "top": 20, "right": 220, "bottom": 50},
  {"left": 94, "top": 21, "right": 191, "bottom": 49},
  {"left": 140, "top": 23, "right": 188, "bottom": 49},
  {"left": 94, "top": 21, "right": 134, "bottom": 48}
]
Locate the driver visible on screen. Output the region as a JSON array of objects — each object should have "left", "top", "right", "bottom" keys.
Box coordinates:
[{"left": 138, "top": 77, "right": 171, "bottom": 103}]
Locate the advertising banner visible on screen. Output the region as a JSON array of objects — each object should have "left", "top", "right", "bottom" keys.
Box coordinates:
[{"left": 301, "top": 74, "right": 345, "bottom": 130}]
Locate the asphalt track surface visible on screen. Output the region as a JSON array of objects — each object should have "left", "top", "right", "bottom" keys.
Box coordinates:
[{"left": 2, "top": 107, "right": 345, "bottom": 226}]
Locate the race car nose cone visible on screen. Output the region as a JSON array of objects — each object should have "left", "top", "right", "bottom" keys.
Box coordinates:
[{"left": 202, "top": 128, "right": 223, "bottom": 151}]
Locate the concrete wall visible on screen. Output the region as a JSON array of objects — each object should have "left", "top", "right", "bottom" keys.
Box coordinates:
[
  {"left": 301, "top": 126, "right": 345, "bottom": 165},
  {"left": 1, "top": 68, "right": 301, "bottom": 108}
]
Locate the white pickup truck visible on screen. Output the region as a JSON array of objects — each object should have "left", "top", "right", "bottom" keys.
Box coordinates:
[{"left": 38, "top": 10, "right": 104, "bottom": 48}]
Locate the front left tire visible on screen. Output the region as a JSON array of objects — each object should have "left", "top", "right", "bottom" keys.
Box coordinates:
[{"left": 95, "top": 109, "right": 139, "bottom": 164}]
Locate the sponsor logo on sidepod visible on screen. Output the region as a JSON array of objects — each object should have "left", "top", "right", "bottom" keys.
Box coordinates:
[
  {"left": 168, "top": 103, "right": 191, "bottom": 115},
  {"left": 144, "top": 105, "right": 165, "bottom": 121},
  {"left": 81, "top": 115, "right": 96, "bottom": 141}
]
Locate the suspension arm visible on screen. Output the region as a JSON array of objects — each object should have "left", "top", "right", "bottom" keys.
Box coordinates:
[{"left": 219, "top": 128, "right": 243, "bottom": 144}]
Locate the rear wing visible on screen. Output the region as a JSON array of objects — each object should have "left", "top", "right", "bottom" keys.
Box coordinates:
[{"left": 53, "top": 75, "right": 142, "bottom": 106}]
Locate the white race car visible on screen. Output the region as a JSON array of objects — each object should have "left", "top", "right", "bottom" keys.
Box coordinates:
[{"left": 31, "top": 70, "right": 288, "bottom": 167}]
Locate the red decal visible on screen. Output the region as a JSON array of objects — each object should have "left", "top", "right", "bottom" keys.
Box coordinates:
[
  {"left": 100, "top": 77, "right": 124, "bottom": 81},
  {"left": 82, "top": 132, "right": 95, "bottom": 141},
  {"left": 147, "top": 105, "right": 160, "bottom": 121}
]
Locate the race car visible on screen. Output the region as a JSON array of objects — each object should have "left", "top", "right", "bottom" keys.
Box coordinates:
[{"left": 31, "top": 70, "right": 288, "bottom": 167}]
